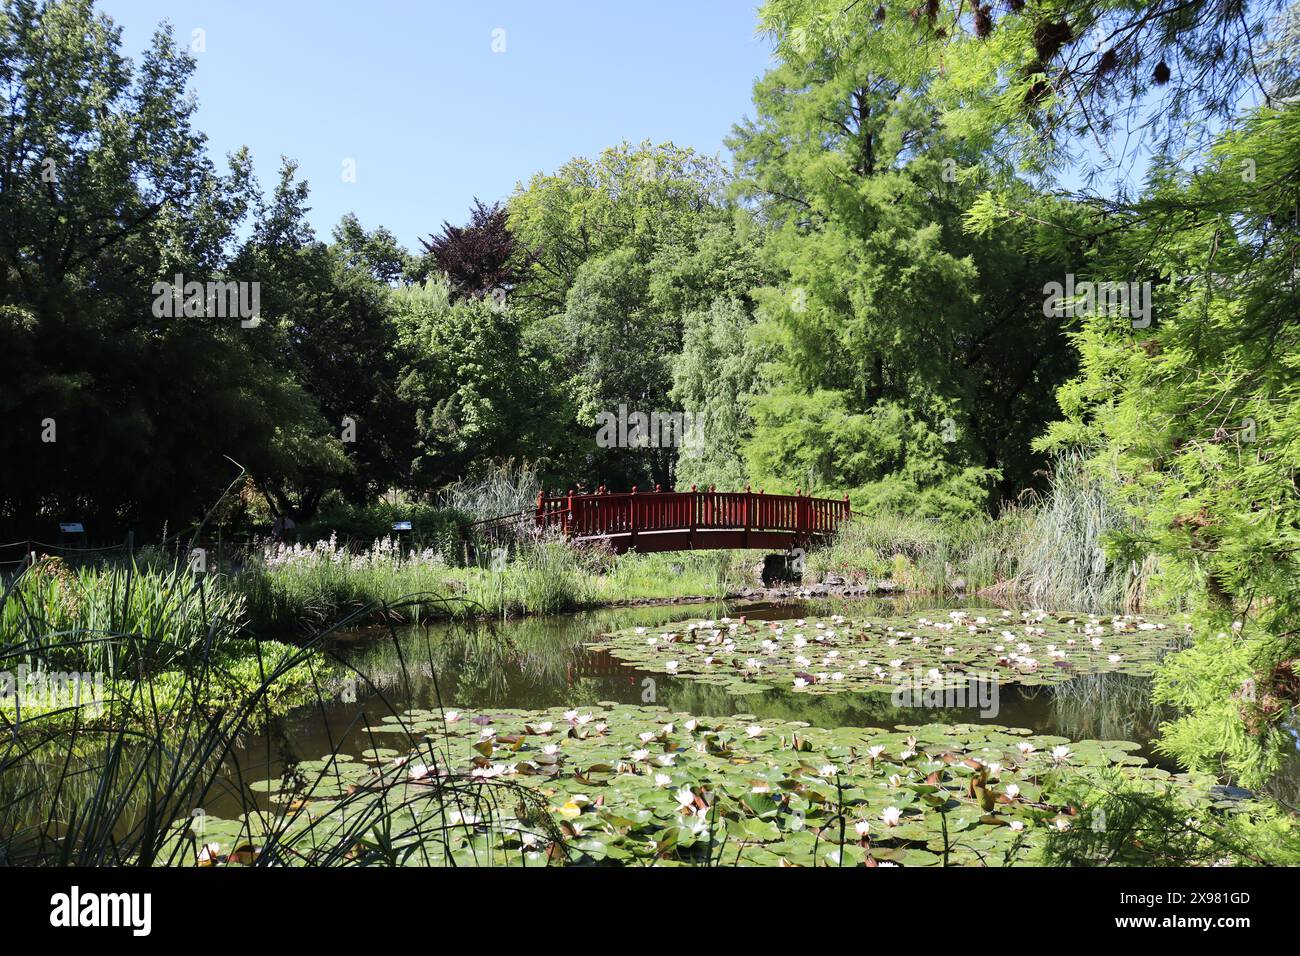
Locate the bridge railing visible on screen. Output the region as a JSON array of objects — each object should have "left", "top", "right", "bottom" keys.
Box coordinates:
[{"left": 535, "top": 486, "right": 850, "bottom": 541}]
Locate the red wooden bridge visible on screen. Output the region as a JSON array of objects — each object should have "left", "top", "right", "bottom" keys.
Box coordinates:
[{"left": 534, "top": 486, "right": 850, "bottom": 554}]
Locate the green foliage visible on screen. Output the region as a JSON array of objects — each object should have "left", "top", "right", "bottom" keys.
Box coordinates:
[
  {"left": 390, "top": 279, "right": 559, "bottom": 488},
  {"left": 0, "top": 557, "right": 244, "bottom": 674},
  {"left": 298, "top": 499, "right": 465, "bottom": 558},
  {"left": 1033, "top": 106, "right": 1300, "bottom": 784},
  {"left": 730, "top": 1, "right": 1079, "bottom": 515}
]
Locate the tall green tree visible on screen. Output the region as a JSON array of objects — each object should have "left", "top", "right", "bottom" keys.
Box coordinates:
[
  {"left": 0, "top": 0, "right": 308, "bottom": 535},
  {"left": 732, "top": 0, "right": 1080, "bottom": 513}
]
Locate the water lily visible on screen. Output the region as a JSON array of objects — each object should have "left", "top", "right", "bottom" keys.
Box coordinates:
[
  {"left": 655, "top": 773, "right": 673, "bottom": 786},
  {"left": 746, "top": 724, "right": 764, "bottom": 737},
  {"left": 665, "top": 660, "right": 679, "bottom": 673},
  {"left": 854, "top": 820, "right": 871, "bottom": 837},
  {"left": 867, "top": 745, "right": 887, "bottom": 761},
  {"left": 793, "top": 677, "right": 808, "bottom": 689},
  {"left": 675, "top": 786, "right": 696, "bottom": 809},
  {"left": 1050, "top": 745, "right": 1073, "bottom": 763},
  {"left": 1005, "top": 784, "right": 1021, "bottom": 799},
  {"left": 881, "top": 806, "right": 902, "bottom": 827},
  {"left": 630, "top": 748, "right": 650, "bottom": 761},
  {"left": 1009, "top": 820, "right": 1025, "bottom": 832},
  {"left": 818, "top": 764, "right": 839, "bottom": 777},
  {"left": 1017, "top": 742, "right": 1036, "bottom": 755}
]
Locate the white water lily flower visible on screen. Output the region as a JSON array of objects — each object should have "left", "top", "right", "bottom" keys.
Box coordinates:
[
  {"left": 576, "top": 713, "right": 593, "bottom": 725},
  {"left": 655, "top": 754, "right": 676, "bottom": 766},
  {"left": 542, "top": 744, "right": 560, "bottom": 756},
  {"left": 685, "top": 719, "right": 699, "bottom": 731},
  {"left": 444, "top": 711, "right": 460, "bottom": 722},
  {"left": 665, "top": 660, "right": 679, "bottom": 673},
  {"left": 638, "top": 732, "right": 655, "bottom": 743},
  {"left": 881, "top": 806, "right": 902, "bottom": 827},
  {"left": 595, "top": 723, "right": 608, "bottom": 734},
  {"left": 867, "top": 745, "right": 887, "bottom": 760},
  {"left": 655, "top": 773, "right": 673, "bottom": 786},
  {"left": 888, "top": 774, "right": 902, "bottom": 787},
  {"left": 536, "top": 721, "right": 553, "bottom": 733},
  {"left": 793, "top": 677, "right": 808, "bottom": 689},
  {"left": 818, "top": 764, "right": 839, "bottom": 777},
  {"left": 1017, "top": 742, "right": 1036, "bottom": 755},
  {"left": 1005, "top": 784, "right": 1021, "bottom": 799},
  {"left": 675, "top": 786, "right": 696, "bottom": 809},
  {"left": 746, "top": 724, "right": 764, "bottom": 738},
  {"left": 1009, "top": 820, "right": 1025, "bottom": 832},
  {"left": 563, "top": 709, "right": 578, "bottom": 721},
  {"left": 1108, "top": 654, "right": 1122, "bottom": 663},
  {"left": 854, "top": 820, "right": 871, "bottom": 837},
  {"left": 635, "top": 626, "right": 646, "bottom": 634},
  {"left": 631, "top": 748, "right": 650, "bottom": 761},
  {"left": 1050, "top": 745, "right": 1073, "bottom": 763}
]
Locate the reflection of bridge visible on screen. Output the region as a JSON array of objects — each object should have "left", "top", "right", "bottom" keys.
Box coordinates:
[{"left": 535, "top": 486, "right": 851, "bottom": 554}]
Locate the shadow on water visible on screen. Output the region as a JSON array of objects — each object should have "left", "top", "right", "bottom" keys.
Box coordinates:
[{"left": 225, "top": 595, "right": 1180, "bottom": 811}]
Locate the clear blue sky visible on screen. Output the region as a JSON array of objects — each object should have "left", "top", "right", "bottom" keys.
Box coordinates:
[{"left": 100, "top": 1, "right": 775, "bottom": 250}]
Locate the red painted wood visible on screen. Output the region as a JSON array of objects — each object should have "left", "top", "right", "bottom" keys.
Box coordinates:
[{"left": 535, "top": 488, "right": 849, "bottom": 552}]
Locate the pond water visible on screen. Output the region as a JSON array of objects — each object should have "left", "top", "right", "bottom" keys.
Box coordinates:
[{"left": 222, "top": 596, "right": 1177, "bottom": 817}]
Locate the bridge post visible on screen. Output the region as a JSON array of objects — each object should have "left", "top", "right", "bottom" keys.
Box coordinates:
[
  {"left": 565, "top": 488, "right": 574, "bottom": 538},
  {"left": 629, "top": 486, "right": 638, "bottom": 549},
  {"left": 742, "top": 483, "right": 751, "bottom": 549},
  {"left": 689, "top": 484, "right": 697, "bottom": 549},
  {"left": 536, "top": 489, "right": 544, "bottom": 531},
  {"left": 796, "top": 487, "right": 806, "bottom": 550}
]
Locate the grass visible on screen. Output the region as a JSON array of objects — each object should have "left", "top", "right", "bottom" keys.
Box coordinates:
[
  {"left": 1, "top": 556, "right": 244, "bottom": 675},
  {"left": 0, "top": 555, "right": 328, "bottom": 729},
  {"left": 234, "top": 532, "right": 750, "bottom": 633},
  {"left": 808, "top": 454, "right": 1157, "bottom": 615}
]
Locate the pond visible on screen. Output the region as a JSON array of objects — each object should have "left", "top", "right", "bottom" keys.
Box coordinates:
[{"left": 222, "top": 595, "right": 1177, "bottom": 813}]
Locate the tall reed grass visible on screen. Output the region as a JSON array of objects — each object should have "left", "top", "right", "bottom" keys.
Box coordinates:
[
  {"left": 807, "top": 453, "right": 1154, "bottom": 614},
  {"left": 0, "top": 557, "right": 244, "bottom": 674}
]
